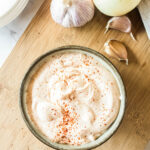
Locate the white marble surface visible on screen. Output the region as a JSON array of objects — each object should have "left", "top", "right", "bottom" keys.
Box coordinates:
[{"left": 0, "top": 0, "right": 45, "bottom": 68}]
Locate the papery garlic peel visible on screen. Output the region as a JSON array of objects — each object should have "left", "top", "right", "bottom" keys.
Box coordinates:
[
  {"left": 105, "top": 16, "right": 136, "bottom": 41},
  {"left": 93, "top": 0, "right": 141, "bottom": 16},
  {"left": 50, "top": 0, "right": 95, "bottom": 28},
  {"left": 104, "top": 40, "right": 128, "bottom": 65}
]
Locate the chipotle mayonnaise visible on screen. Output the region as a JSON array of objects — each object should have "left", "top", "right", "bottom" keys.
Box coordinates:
[{"left": 27, "top": 52, "right": 120, "bottom": 145}]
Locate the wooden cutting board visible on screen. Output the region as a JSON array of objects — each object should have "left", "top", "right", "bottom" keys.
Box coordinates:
[{"left": 0, "top": 0, "right": 150, "bottom": 150}]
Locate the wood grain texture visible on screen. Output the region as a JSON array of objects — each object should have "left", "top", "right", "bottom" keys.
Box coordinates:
[
  {"left": 0, "top": 0, "right": 150, "bottom": 150},
  {"left": 138, "top": 0, "right": 150, "bottom": 39}
]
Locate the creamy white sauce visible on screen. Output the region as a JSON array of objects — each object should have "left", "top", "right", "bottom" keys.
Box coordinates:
[{"left": 27, "top": 52, "right": 120, "bottom": 145}]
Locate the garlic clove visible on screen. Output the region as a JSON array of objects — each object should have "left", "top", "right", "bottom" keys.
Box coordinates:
[
  {"left": 50, "top": 0, "right": 95, "bottom": 28},
  {"left": 105, "top": 16, "right": 131, "bottom": 33},
  {"left": 105, "top": 16, "right": 136, "bottom": 41},
  {"left": 104, "top": 40, "right": 128, "bottom": 65}
]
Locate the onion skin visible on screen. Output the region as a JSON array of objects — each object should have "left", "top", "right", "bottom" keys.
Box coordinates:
[{"left": 93, "top": 0, "right": 141, "bottom": 16}]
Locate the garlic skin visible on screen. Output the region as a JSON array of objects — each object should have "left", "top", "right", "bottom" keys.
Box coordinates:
[
  {"left": 105, "top": 16, "right": 135, "bottom": 40},
  {"left": 104, "top": 40, "right": 128, "bottom": 65},
  {"left": 50, "top": 0, "right": 95, "bottom": 28}
]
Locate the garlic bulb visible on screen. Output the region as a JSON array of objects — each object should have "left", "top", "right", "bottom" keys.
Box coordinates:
[
  {"left": 105, "top": 16, "right": 136, "bottom": 40},
  {"left": 104, "top": 40, "right": 128, "bottom": 65},
  {"left": 50, "top": 0, "right": 95, "bottom": 28}
]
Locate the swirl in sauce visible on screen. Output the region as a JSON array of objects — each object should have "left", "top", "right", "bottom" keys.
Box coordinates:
[{"left": 27, "top": 52, "right": 120, "bottom": 145}]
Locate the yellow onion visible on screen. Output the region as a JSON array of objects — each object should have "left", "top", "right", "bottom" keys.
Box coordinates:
[{"left": 93, "top": 0, "right": 141, "bottom": 16}]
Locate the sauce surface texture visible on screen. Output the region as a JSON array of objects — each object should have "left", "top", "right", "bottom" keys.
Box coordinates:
[{"left": 27, "top": 52, "right": 120, "bottom": 145}]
